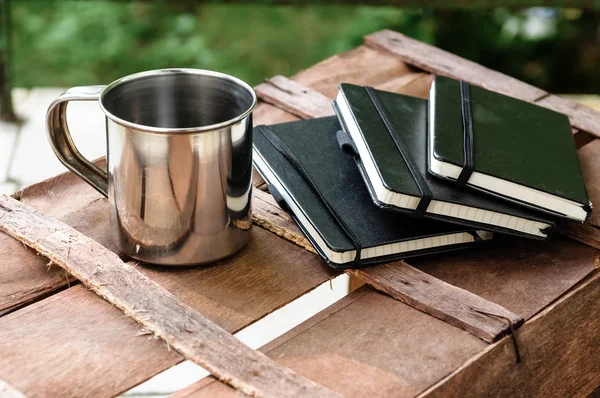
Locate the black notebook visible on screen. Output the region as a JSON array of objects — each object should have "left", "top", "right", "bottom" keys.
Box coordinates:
[
  {"left": 334, "top": 83, "right": 555, "bottom": 241},
  {"left": 252, "top": 116, "right": 493, "bottom": 269},
  {"left": 429, "top": 75, "right": 591, "bottom": 222}
]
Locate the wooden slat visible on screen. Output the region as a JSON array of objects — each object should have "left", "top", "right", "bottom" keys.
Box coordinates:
[
  {"left": 1, "top": 159, "right": 108, "bottom": 314},
  {"left": 349, "top": 264, "right": 522, "bottom": 343},
  {"left": 420, "top": 270, "right": 600, "bottom": 398},
  {"left": 573, "top": 131, "right": 595, "bottom": 150},
  {"left": 175, "top": 233, "right": 600, "bottom": 397},
  {"left": 364, "top": 29, "right": 600, "bottom": 138},
  {"left": 252, "top": 189, "right": 315, "bottom": 254},
  {"left": 171, "top": 286, "right": 488, "bottom": 398},
  {"left": 0, "top": 285, "right": 182, "bottom": 397},
  {"left": 0, "top": 196, "right": 339, "bottom": 398},
  {"left": 559, "top": 139, "right": 600, "bottom": 249},
  {"left": 255, "top": 76, "right": 334, "bottom": 119},
  {"left": 292, "top": 45, "right": 412, "bottom": 98},
  {"left": 0, "top": 226, "right": 335, "bottom": 397}
]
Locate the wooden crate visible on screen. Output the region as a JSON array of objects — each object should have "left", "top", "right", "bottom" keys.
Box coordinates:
[{"left": 1, "top": 30, "right": 600, "bottom": 398}]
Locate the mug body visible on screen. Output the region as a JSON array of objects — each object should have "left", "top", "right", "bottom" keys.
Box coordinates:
[{"left": 99, "top": 69, "right": 255, "bottom": 265}]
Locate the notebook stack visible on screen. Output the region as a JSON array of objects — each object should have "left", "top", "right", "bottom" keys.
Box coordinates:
[{"left": 253, "top": 76, "right": 592, "bottom": 269}]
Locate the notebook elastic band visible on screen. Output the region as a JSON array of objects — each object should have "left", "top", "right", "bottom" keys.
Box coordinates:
[
  {"left": 257, "top": 125, "right": 363, "bottom": 266},
  {"left": 365, "top": 86, "right": 432, "bottom": 218},
  {"left": 336, "top": 129, "right": 359, "bottom": 157},
  {"left": 457, "top": 80, "right": 475, "bottom": 187}
]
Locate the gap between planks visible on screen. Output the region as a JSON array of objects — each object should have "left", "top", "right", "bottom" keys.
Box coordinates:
[{"left": 0, "top": 195, "right": 340, "bottom": 398}]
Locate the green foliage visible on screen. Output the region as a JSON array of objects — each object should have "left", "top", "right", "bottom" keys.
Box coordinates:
[{"left": 9, "top": 2, "right": 600, "bottom": 93}]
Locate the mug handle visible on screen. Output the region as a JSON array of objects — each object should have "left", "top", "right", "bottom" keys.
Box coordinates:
[{"left": 46, "top": 85, "right": 109, "bottom": 197}]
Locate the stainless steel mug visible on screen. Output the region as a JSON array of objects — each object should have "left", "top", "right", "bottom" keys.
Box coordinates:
[{"left": 47, "top": 69, "right": 257, "bottom": 265}]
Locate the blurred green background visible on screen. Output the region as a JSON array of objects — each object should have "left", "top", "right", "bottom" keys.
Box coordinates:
[{"left": 8, "top": 2, "right": 600, "bottom": 94}]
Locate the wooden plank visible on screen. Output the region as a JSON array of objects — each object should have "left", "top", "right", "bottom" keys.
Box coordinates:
[
  {"left": 252, "top": 188, "right": 315, "bottom": 255},
  {"left": 255, "top": 76, "right": 334, "bottom": 119},
  {"left": 573, "top": 131, "right": 595, "bottom": 150},
  {"left": 171, "top": 286, "right": 488, "bottom": 398},
  {"left": 0, "top": 285, "right": 183, "bottom": 398},
  {"left": 365, "top": 30, "right": 600, "bottom": 138},
  {"left": 420, "top": 269, "right": 600, "bottom": 398},
  {"left": 292, "top": 45, "right": 412, "bottom": 98},
  {"left": 0, "top": 226, "right": 335, "bottom": 398},
  {"left": 0, "top": 196, "right": 339, "bottom": 398},
  {"left": 559, "top": 139, "right": 600, "bottom": 249},
  {"left": 1, "top": 159, "right": 109, "bottom": 314},
  {"left": 173, "top": 234, "right": 600, "bottom": 397},
  {"left": 348, "top": 264, "right": 522, "bottom": 343},
  {"left": 255, "top": 73, "right": 430, "bottom": 124}
]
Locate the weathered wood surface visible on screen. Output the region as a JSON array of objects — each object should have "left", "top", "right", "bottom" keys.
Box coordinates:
[
  {"left": 0, "top": 227, "right": 334, "bottom": 398},
  {"left": 421, "top": 269, "right": 600, "bottom": 398},
  {"left": 365, "top": 30, "right": 600, "bottom": 138},
  {"left": 349, "top": 264, "right": 522, "bottom": 343},
  {"left": 171, "top": 286, "right": 488, "bottom": 398},
  {"left": 252, "top": 188, "right": 315, "bottom": 254},
  {"left": 559, "top": 139, "right": 600, "bottom": 249},
  {"left": 174, "top": 238, "right": 600, "bottom": 397},
  {"left": 293, "top": 45, "right": 412, "bottom": 98},
  {"left": 1, "top": 159, "right": 108, "bottom": 314},
  {"left": 0, "top": 196, "right": 339, "bottom": 398},
  {"left": 255, "top": 76, "right": 334, "bottom": 119}
]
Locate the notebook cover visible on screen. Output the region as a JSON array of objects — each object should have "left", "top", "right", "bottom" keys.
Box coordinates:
[
  {"left": 430, "top": 75, "right": 591, "bottom": 219},
  {"left": 253, "top": 116, "right": 488, "bottom": 269},
  {"left": 335, "top": 83, "right": 555, "bottom": 241}
]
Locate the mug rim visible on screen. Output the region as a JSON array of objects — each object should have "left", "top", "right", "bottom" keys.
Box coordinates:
[{"left": 98, "top": 68, "right": 257, "bottom": 134}]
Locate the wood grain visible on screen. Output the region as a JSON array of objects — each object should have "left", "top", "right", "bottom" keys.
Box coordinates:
[
  {"left": 420, "top": 270, "right": 600, "bottom": 398},
  {"left": 1, "top": 159, "right": 109, "bottom": 314},
  {"left": 0, "top": 225, "right": 335, "bottom": 398},
  {"left": 0, "top": 195, "right": 339, "bottom": 398},
  {"left": 349, "top": 263, "right": 523, "bottom": 343},
  {"left": 172, "top": 235, "right": 599, "bottom": 398},
  {"left": 365, "top": 29, "right": 600, "bottom": 138},
  {"left": 252, "top": 188, "right": 315, "bottom": 254},
  {"left": 171, "top": 286, "right": 487, "bottom": 398},
  {"left": 293, "top": 45, "right": 412, "bottom": 98},
  {"left": 255, "top": 76, "right": 334, "bottom": 119},
  {"left": 559, "top": 139, "right": 600, "bottom": 248}
]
